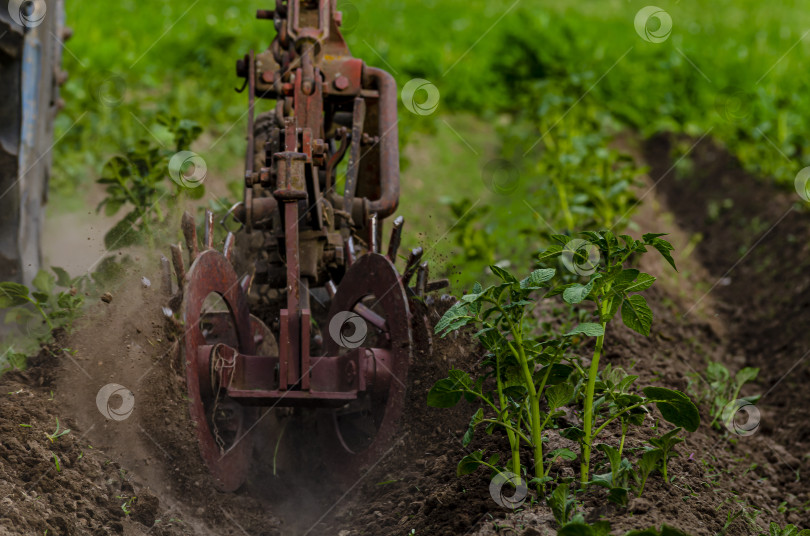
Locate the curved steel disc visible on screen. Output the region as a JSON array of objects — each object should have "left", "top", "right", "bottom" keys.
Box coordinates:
[
  {"left": 320, "top": 252, "right": 411, "bottom": 476},
  {"left": 182, "top": 249, "right": 256, "bottom": 491}
]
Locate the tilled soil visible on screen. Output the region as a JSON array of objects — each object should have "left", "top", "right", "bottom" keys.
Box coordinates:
[
  {"left": 2, "top": 134, "right": 810, "bottom": 535},
  {"left": 0, "top": 336, "right": 187, "bottom": 536}
]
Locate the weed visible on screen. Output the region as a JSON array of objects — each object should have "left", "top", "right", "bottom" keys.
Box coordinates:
[{"left": 44, "top": 418, "right": 71, "bottom": 443}]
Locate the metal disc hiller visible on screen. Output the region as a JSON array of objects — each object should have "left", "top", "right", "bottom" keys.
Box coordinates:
[{"left": 163, "top": 0, "right": 447, "bottom": 491}]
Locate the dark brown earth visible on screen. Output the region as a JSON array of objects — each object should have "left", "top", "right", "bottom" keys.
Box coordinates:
[{"left": 2, "top": 134, "right": 810, "bottom": 535}]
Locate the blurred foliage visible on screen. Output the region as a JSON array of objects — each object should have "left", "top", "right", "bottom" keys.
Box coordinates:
[
  {"left": 53, "top": 0, "right": 810, "bottom": 285},
  {"left": 97, "top": 116, "right": 204, "bottom": 250}
]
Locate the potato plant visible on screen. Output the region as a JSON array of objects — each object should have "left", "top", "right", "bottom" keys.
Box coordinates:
[{"left": 428, "top": 230, "right": 700, "bottom": 500}]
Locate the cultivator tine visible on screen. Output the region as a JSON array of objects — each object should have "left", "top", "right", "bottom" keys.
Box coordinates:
[
  {"left": 170, "top": 243, "right": 186, "bottom": 288},
  {"left": 353, "top": 302, "right": 388, "bottom": 332},
  {"left": 223, "top": 232, "right": 236, "bottom": 263},
  {"left": 369, "top": 213, "right": 379, "bottom": 254},
  {"left": 345, "top": 235, "right": 356, "bottom": 266},
  {"left": 402, "top": 247, "right": 423, "bottom": 286},
  {"left": 240, "top": 273, "right": 253, "bottom": 295},
  {"left": 160, "top": 255, "right": 172, "bottom": 295},
  {"left": 424, "top": 279, "right": 450, "bottom": 293},
  {"left": 415, "top": 262, "right": 429, "bottom": 297},
  {"left": 181, "top": 211, "right": 199, "bottom": 264},
  {"left": 387, "top": 216, "right": 404, "bottom": 262},
  {"left": 203, "top": 209, "right": 214, "bottom": 250}
]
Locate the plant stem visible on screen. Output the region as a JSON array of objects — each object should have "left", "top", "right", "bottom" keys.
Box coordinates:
[
  {"left": 496, "top": 355, "right": 521, "bottom": 477},
  {"left": 509, "top": 337, "right": 545, "bottom": 492},
  {"left": 580, "top": 322, "right": 606, "bottom": 487},
  {"left": 29, "top": 300, "right": 53, "bottom": 330},
  {"left": 618, "top": 419, "right": 628, "bottom": 459}
]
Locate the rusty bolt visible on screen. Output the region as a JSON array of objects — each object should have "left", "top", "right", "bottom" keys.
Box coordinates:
[
  {"left": 262, "top": 71, "right": 274, "bottom": 84},
  {"left": 345, "top": 360, "right": 357, "bottom": 384},
  {"left": 312, "top": 139, "right": 326, "bottom": 155},
  {"left": 333, "top": 75, "right": 350, "bottom": 91},
  {"left": 259, "top": 167, "right": 272, "bottom": 184}
]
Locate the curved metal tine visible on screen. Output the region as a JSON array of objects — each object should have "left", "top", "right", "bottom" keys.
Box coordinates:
[
  {"left": 387, "top": 215, "right": 404, "bottom": 263},
  {"left": 402, "top": 247, "right": 423, "bottom": 286},
  {"left": 160, "top": 255, "right": 172, "bottom": 295},
  {"left": 240, "top": 272, "right": 254, "bottom": 296},
  {"left": 369, "top": 213, "right": 379, "bottom": 254},
  {"left": 170, "top": 243, "right": 186, "bottom": 289},
  {"left": 223, "top": 232, "right": 236, "bottom": 263},
  {"left": 204, "top": 209, "right": 214, "bottom": 250},
  {"left": 415, "top": 261, "right": 429, "bottom": 297},
  {"left": 181, "top": 211, "right": 199, "bottom": 264},
  {"left": 352, "top": 302, "right": 388, "bottom": 332}
]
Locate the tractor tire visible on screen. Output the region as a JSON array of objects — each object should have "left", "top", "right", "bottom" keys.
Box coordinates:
[{"left": 0, "top": 0, "right": 66, "bottom": 285}]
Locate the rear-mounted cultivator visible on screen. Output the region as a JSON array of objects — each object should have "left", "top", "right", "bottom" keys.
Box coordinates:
[{"left": 163, "top": 0, "right": 447, "bottom": 491}]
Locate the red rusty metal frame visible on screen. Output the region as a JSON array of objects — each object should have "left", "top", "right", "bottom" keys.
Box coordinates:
[{"left": 218, "top": 1, "right": 412, "bottom": 416}]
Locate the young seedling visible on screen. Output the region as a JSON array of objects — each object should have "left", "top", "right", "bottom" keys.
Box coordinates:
[
  {"left": 538, "top": 230, "right": 699, "bottom": 486},
  {"left": 429, "top": 230, "right": 700, "bottom": 499},
  {"left": 761, "top": 523, "right": 810, "bottom": 536},
  {"left": 547, "top": 482, "right": 580, "bottom": 527},
  {"left": 44, "top": 418, "right": 71, "bottom": 443},
  {"left": 592, "top": 443, "right": 635, "bottom": 505},
  {"left": 635, "top": 448, "right": 663, "bottom": 495},
  {"left": 648, "top": 427, "right": 684, "bottom": 483},
  {"left": 689, "top": 362, "right": 760, "bottom": 429},
  {"left": 429, "top": 266, "right": 599, "bottom": 490},
  {"left": 51, "top": 452, "right": 61, "bottom": 473},
  {"left": 117, "top": 496, "right": 137, "bottom": 516}
]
